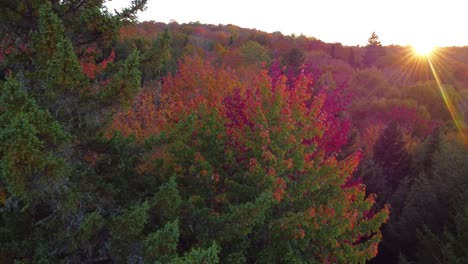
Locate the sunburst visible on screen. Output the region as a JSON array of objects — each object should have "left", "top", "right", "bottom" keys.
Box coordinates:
[
  {"left": 402, "top": 44, "right": 466, "bottom": 141},
  {"left": 412, "top": 43, "right": 436, "bottom": 56}
]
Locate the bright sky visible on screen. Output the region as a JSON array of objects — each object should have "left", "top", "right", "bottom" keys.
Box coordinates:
[{"left": 106, "top": 0, "right": 468, "bottom": 47}]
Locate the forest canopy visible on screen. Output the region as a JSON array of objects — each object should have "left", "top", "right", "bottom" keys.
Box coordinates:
[{"left": 0, "top": 1, "right": 467, "bottom": 263}]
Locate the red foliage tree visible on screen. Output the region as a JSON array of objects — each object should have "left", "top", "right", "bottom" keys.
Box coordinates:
[{"left": 80, "top": 46, "right": 115, "bottom": 80}]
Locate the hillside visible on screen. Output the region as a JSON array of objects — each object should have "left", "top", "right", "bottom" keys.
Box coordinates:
[{"left": 0, "top": 2, "right": 467, "bottom": 263}]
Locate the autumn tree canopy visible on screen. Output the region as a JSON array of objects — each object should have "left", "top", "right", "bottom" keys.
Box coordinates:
[{"left": 3, "top": 1, "right": 466, "bottom": 263}]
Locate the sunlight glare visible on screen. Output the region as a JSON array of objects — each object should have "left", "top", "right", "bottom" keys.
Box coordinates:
[
  {"left": 412, "top": 43, "right": 435, "bottom": 56},
  {"left": 426, "top": 57, "right": 466, "bottom": 142}
]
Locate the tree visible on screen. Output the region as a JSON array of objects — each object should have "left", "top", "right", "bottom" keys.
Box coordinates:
[
  {"left": 283, "top": 47, "right": 305, "bottom": 71},
  {"left": 415, "top": 204, "right": 468, "bottom": 263},
  {"left": 0, "top": 76, "right": 68, "bottom": 201},
  {"left": 373, "top": 122, "right": 411, "bottom": 189},
  {"left": 0, "top": 0, "right": 147, "bottom": 46},
  {"left": 239, "top": 40, "right": 270, "bottom": 67},
  {"left": 367, "top": 32, "right": 382, "bottom": 46},
  {"left": 0, "top": 1, "right": 147, "bottom": 262},
  {"left": 137, "top": 60, "right": 389, "bottom": 262},
  {"left": 375, "top": 132, "right": 468, "bottom": 263},
  {"left": 364, "top": 32, "right": 385, "bottom": 67},
  {"left": 140, "top": 28, "right": 172, "bottom": 82}
]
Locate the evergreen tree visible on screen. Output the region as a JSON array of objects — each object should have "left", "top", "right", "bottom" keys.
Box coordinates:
[
  {"left": 363, "top": 32, "right": 385, "bottom": 67},
  {"left": 415, "top": 204, "right": 468, "bottom": 263},
  {"left": 0, "top": 76, "right": 68, "bottom": 200},
  {"left": 0, "top": 1, "right": 147, "bottom": 262},
  {"left": 367, "top": 32, "right": 382, "bottom": 46},
  {"left": 373, "top": 122, "right": 411, "bottom": 189},
  {"left": 283, "top": 47, "right": 305, "bottom": 72},
  {"left": 376, "top": 133, "right": 468, "bottom": 263},
  {"left": 141, "top": 28, "right": 172, "bottom": 82}
]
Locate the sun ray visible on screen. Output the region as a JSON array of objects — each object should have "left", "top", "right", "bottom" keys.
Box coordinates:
[
  {"left": 397, "top": 47, "right": 433, "bottom": 84},
  {"left": 426, "top": 56, "right": 466, "bottom": 141},
  {"left": 400, "top": 44, "right": 466, "bottom": 142}
]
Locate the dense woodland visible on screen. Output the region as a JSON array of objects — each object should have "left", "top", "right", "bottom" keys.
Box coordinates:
[{"left": 0, "top": 1, "right": 467, "bottom": 263}]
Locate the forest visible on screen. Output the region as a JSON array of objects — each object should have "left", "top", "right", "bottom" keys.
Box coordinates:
[{"left": 0, "top": 1, "right": 467, "bottom": 263}]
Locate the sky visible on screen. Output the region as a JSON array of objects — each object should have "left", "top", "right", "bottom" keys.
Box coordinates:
[{"left": 105, "top": 0, "right": 468, "bottom": 47}]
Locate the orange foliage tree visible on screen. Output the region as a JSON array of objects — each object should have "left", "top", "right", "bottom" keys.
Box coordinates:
[{"left": 111, "top": 56, "right": 246, "bottom": 138}]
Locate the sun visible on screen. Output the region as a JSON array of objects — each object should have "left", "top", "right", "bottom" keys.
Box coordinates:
[{"left": 412, "top": 43, "right": 436, "bottom": 56}]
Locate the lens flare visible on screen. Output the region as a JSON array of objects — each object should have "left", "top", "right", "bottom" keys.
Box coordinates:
[
  {"left": 426, "top": 56, "right": 466, "bottom": 142},
  {"left": 412, "top": 44, "right": 435, "bottom": 56}
]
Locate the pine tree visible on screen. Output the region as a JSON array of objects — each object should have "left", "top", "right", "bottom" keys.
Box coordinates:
[
  {"left": 367, "top": 32, "right": 382, "bottom": 46},
  {"left": 0, "top": 1, "right": 146, "bottom": 262},
  {"left": 99, "top": 49, "right": 141, "bottom": 108},
  {"left": 363, "top": 32, "right": 385, "bottom": 67},
  {"left": 415, "top": 204, "right": 468, "bottom": 263},
  {"left": 0, "top": 75, "right": 69, "bottom": 199},
  {"left": 373, "top": 122, "right": 411, "bottom": 188},
  {"left": 141, "top": 28, "right": 172, "bottom": 82},
  {"left": 0, "top": 75, "right": 70, "bottom": 262}
]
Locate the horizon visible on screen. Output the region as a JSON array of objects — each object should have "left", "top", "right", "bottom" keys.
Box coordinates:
[{"left": 106, "top": 0, "right": 468, "bottom": 47}]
